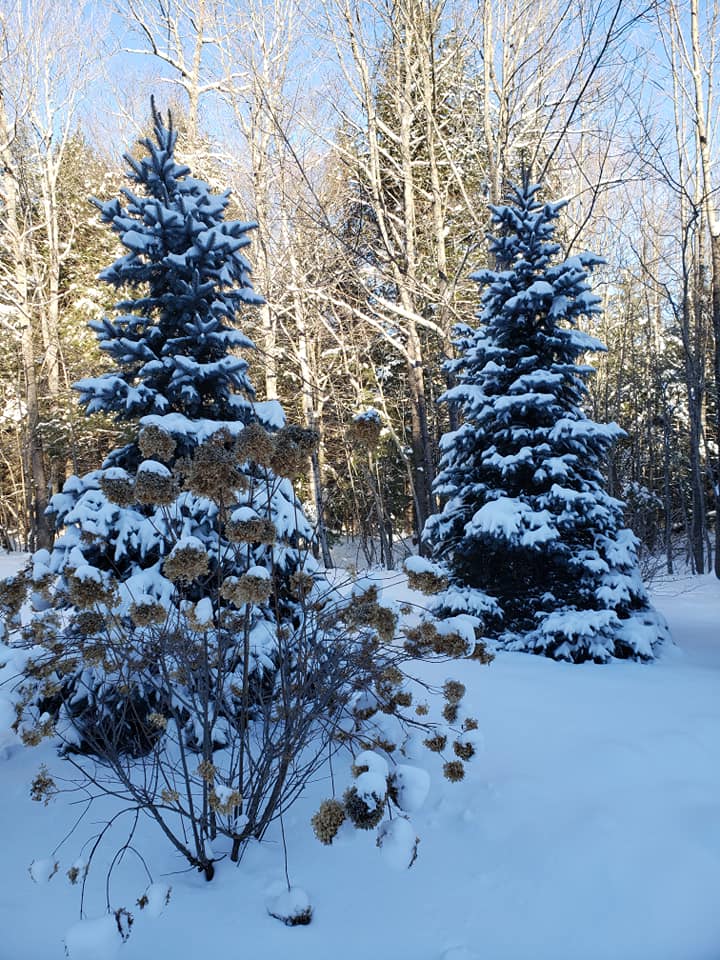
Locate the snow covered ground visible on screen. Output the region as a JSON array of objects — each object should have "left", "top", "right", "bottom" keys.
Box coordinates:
[{"left": 1, "top": 553, "right": 719, "bottom": 960}]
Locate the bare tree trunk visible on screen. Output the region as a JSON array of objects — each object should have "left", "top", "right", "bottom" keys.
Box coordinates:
[
  {"left": 289, "top": 251, "right": 333, "bottom": 568},
  {"left": 689, "top": 0, "right": 720, "bottom": 575},
  {"left": 0, "top": 88, "right": 52, "bottom": 549}
]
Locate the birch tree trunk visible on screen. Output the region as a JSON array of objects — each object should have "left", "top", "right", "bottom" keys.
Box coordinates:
[
  {"left": 0, "top": 86, "right": 52, "bottom": 549},
  {"left": 688, "top": 0, "right": 720, "bottom": 576}
]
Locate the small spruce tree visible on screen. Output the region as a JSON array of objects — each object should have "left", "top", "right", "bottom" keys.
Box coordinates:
[
  {"left": 18, "top": 105, "right": 319, "bottom": 751},
  {"left": 423, "top": 182, "right": 670, "bottom": 663}
]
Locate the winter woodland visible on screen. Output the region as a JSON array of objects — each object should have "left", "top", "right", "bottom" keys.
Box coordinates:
[{"left": 0, "top": 2, "right": 719, "bottom": 959}]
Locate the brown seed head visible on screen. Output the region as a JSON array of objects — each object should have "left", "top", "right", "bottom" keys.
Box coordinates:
[
  {"left": 230, "top": 573, "right": 272, "bottom": 605},
  {"left": 182, "top": 430, "right": 247, "bottom": 502},
  {"left": 453, "top": 740, "right": 475, "bottom": 761},
  {"left": 443, "top": 760, "right": 465, "bottom": 782},
  {"left": 138, "top": 425, "right": 176, "bottom": 462},
  {"left": 235, "top": 422, "right": 275, "bottom": 467},
  {"left": 348, "top": 413, "right": 382, "bottom": 448},
  {"left": 442, "top": 702, "right": 459, "bottom": 724},
  {"left": 134, "top": 463, "right": 176, "bottom": 506},
  {"left": 129, "top": 599, "right": 167, "bottom": 627},
  {"left": 283, "top": 425, "right": 320, "bottom": 456},
  {"left": 311, "top": 799, "right": 346, "bottom": 844},
  {"left": 443, "top": 680, "right": 466, "bottom": 704},
  {"left": 0, "top": 574, "right": 27, "bottom": 615},
  {"left": 73, "top": 610, "right": 106, "bottom": 635},
  {"left": 100, "top": 472, "right": 135, "bottom": 507},
  {"left": 270, "top": 430, "right": 306, "bottom": 479},
  {"left": 343, "top": 786, "right": 385, "bottom": 830},
  {"left": 30, "top": 764, "right": 56, "bottom": 803},
  {"left": 67, "top": 571, "right": 115, "bottom": 610},
  {"left": 196, "top": 760, "right": 216, "bottom": 783},
  {"left": 405, "top": 568, "right": 449, "bottom": 595},
  {"left": 163, "top": 543, "right": 209, "bottom": 582},
  {"left": 226, "top": 517, "right": 277, "bottom": 545}
]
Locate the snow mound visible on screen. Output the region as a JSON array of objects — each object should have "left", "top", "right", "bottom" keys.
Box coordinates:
[
  {"left": 441, "top": 948, "right": 480, "bottom": 960},
  {"left": 377, "top": 817, "right": 418, "bottom": 870},
  {"left": 266, "top": 887, "right": 312, "bottom": 926},
  {"left": 390, "top": 764, "right": 431, "bottom": 812},
  {"left": 64, "top": 916, "right": 123, "bottom": 960}
]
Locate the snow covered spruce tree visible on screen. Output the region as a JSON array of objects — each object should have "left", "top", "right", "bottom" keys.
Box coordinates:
[
  {"left": 14, "top": 105, "right": 323, "bottom": 756},
  {"left": 421, "top": 182, "right": 670, "bottom": 663}
]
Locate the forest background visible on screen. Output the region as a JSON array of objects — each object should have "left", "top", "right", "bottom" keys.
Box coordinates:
[{"left": 1, "top": 0, "right": 719, "bottom": 579}]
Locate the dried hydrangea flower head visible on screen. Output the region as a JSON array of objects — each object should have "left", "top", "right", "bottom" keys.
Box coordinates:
[
  {"left": 180, "top": 429, "right": 248, "bottom": 502},
  {"left": 346, "top": 584, "right": 397, "bottom": 644},
  {"left": 30, "top": 764, "right": 56, "bottom": 804},
  {"left": 443, "top": 760, "right": 465, "bottom": 782},
  {"left": 348, "top": 408, "right": 382, "bottom": 448},
  {"left": 311, "top": 799, "right": 346, "bottom": 844},
  {"left": 66, "top": 567, "right": 116, "bottom": 609},
  {"left": 186, "top": 599, "right": 215, "bottom": 632},
  {"left": 0, "top": 574, "right": 28, "bottom": 617},
  {"left": 442, "top": 702, "right": 459, "bottom": 723},
  {"left": 402, "top": 621, "right": 438, "bottom": 657},
  {"left": 453, "top": 739, "right": 475, "bottom": 761},
  {"left": 234, "top": 422, "right": 275, "bottom": 467},
  {"left": 283, "top": 425, "right": 320, "bottom": 457},
  {"left": 269, "top": 428, "right": 308, "bottom": 479},
  {"left": 423, "top": 733, "right": 447, "bottom": 753},
  {"left": 405, "top": 617, "right": 472, "bottom": 658},
  {"left": 403, "top": 556, "right": 449, "bottom": 595},
  {"left": 290, "top": 570, "right": 315, "bottom": 599},
  {"left": 138, "top": 425, "right": 177, "bottom": 462},
  {"left": 343, "top": 784, "right": 385, "bottom": 830},
  {"left": 100, "top": 468, "right": 135, "bottom": 507},
  {"left": 72, "top": 610, "right": 107, "bottom": 635},
  {"left": 134, "top": 460, "right": 176, "bottom": 505},
  {"left": 443, "top": 680, "right": 466, "bottom": 704},
  {"left": 163, "top": 538, "right": 210, "bottom": 582},
  {"left": 225, "top": 506, "right": 277, "bottom": 545},
  {"left": 209, "top": 788, "right": 242, "bottom": 816},
  {"left": 220, "top": 567, "right": 272, "bottom": 606},
  {"left": 129, "top": 596, "right": 168, "bottom": 627}
]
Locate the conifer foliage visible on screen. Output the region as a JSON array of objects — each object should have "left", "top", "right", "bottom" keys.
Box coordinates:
[
  {"left": 15, "top": 105, "right": 319, "bottom": 753},
  {"left": 423, "top": 182, "right": 670, "bottom": 663}
]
